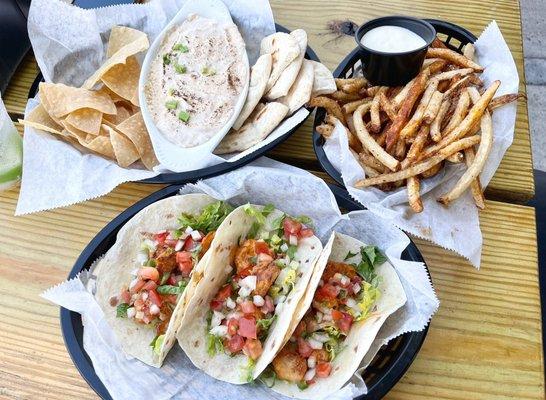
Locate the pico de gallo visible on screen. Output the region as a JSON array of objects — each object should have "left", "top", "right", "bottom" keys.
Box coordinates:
[
  {"left": 267, "top": 245, "right": 386, "bottom": 390},
  {"left": 205, "top": 204, "right": 315, "bottom": 376},
  {"left": 110, "top": 200, "right": 233, "bottom": 355}
]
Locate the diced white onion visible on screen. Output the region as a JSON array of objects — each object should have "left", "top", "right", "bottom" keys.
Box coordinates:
[
  {"left": 339, "top": 275, "right": 350, "bottom": 286},
  {"left": 240, "top": 275, "right": 257, "bottom": 291},
  {"left": 143, "top": 239, "right": 157, "bottom": 252},
  {"left": 308, "top": 337, "right": 323, "bottom": 349},
  {"left": 211, "top": 311, "right": 224, "bottom": 328},
  {"left": 236, "top": 296, "right": 244, "bottom": 304},
  {"left": 166, "top": 231, "right": 175, "bottom": 240},
  {"left": 190, "top": 230, "right": 202, "bottom": 240},
  {"left": 353, "top": 283, "right": 361, "bottom": 294},
  {"left": 312, "top": 332, "right": 330, "bottom": 343},
  {"left": 135, "top": 311, "right": 144, "bottom": 320},
  {"left": 209, "top": 325, "right": 228, "bottom": 337},
  {"left": 136, "top": 251, "right": 149, "bottom": 265},
  {"left": 289, "top": 260, "right": 300, "bottom": 269},
  {"left": 307, "top": 356, "right": 316, "bottom": 369},
  {"left": 253, "top": 295, "right": 265, "bottom": 307},
  {"left": 333, "top": 273, "right": 343, "bottom": 282},
  {"left": 238, "top": 286, "right": 252, "bottom": 298},
  {"left": 346, "top": 298, "right": 357, "bottom": 308},
  {"left": 304, "top": 368, "right": 316, "bottom": 381},
  {"left": 280, "top": 243, "right": 289, "bottom": 252},
  {"left": 226, "top": 298, "right": 236, "bottom": 309},
  {"left": 315, "top": 311, "right": 323, "bottom": 323},
  {"left": 185, "top": 226, "right": 193, "bottom": 234},
  {"left": 127, "top": 307, "right": 136, "bottom": 319},
  {"left": 150, "top": 304, "right": 160, "bottom": 315},
  {"left": 141, "top": 292, "right": 148, "bottom": 301},
  {"left": 322, "top": 313, "right": 332, "bottom": 322},
  {"left": 289, "top": 235, "right": 298, "bottom": 246},
  {"left": 174, "top": 240, "right": 184, "bottom": 251}
]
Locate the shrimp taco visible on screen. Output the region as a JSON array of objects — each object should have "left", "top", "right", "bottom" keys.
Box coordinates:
[
  {"left": 177, "top": 204, "right": 325, "bottom": 384},
  {"left": 93, "top": 194, "right": 234, "bottom": 367},
  {"left": 265, "top": 232, "right": 407, "bottom": 398}
]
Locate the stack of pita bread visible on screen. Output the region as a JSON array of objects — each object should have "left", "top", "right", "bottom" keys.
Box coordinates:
[{"left": 215, "top": 29, "right": 336, "bottom": 154}]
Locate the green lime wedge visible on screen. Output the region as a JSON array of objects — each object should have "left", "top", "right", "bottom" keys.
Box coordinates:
[{"left": 0, "top": 117, "right": 23, "bottom": 187}]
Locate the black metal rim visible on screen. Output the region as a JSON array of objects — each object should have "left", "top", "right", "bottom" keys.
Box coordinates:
[
  {"left": 28, "top": 23, "right": 319, "bottom": 185},
  {"left": 312, "top": 19, "right": 478, "bottom": 188},
  {"left": 60, "top": 182, "right": 430, "bottom": 400}
]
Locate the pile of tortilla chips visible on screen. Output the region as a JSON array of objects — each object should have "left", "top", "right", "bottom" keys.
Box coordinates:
[{"left": 20, "top": 26, "right": 158, "bottom": 170}]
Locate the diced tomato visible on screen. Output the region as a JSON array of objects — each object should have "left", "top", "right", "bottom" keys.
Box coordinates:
[
  {"left": 165, "top": 239, "right": 178, "bottom": 247},
  {"left": 332, "top": 311, "right": 353, "bottom": 334},
  {"left": 297, "top": 337, "right": 314, "bottom": 357},
  {"left": 254, "top": 241, "right": 271, "bottom": 255},
  {"left": 226, "top": 334, "right": 245, "bottom": 353},
  {"left": 238, "top": 316, "right": 257, "bottom": 339},
  {"left": 237, "top": 267, "right": 253, "bottom": 279},
  {"left": 243, "top": 339, "right": 263, "bottom": 360},
  {"left": 263, "top": 295, "right": 275, "bottom": 313},
  {"left": 148, "top": 289, "right": 162, "bottom": 307},
  {"left": 167, "top": 274, "right": 178, "bottom": 285},
  {"left": 315, "top": 284, "right": 340, "bottom": 301},
  {"left": 283, "top": 218, "right": 302, "bottom": 237},
  {"left": 138, "top": 267, "right": 160, "bottom": 283},
  {"left": 130, "top": 279, "right": 146, "bottom": 294},
  {"left": 183, "top": 236, "right": 198, "bottom": 251},
  {"left": 120, "top": 289, "right": 131, "bottom": 304},
  {"left": 316, "top": 362, "right": 332, "bottom": 378},
  {"left": 306, "top": 378, "right": 316, "bottom": 385},
  {"left": 210, "top": 299, "right": 224, "bottom": 311},
  {"left": 351, "top": 275, "right": 362, "bottom": 285},
  {"left": 293, "top": 320, "right": 307, "bottom": 338},
  {"left": 216, "top": 284, "right": 233, "bottom": 302},
  {"left": 154, "top": 232, "right": 168, "bottom": 244},
  {"left": 299, "top": 228, "right": 314, "bottom": 238},
  {"left": 176, "top": 251, "right": 194, "bottom": 276},
  {"left": 241, "top": 300, "right": 256, "bottom": 315},
  {"left": 142, "top": 280, "right": 157, "bottom": 291},
  {"left": 227, "top": 318, "right": 239, "bottom": 336}
]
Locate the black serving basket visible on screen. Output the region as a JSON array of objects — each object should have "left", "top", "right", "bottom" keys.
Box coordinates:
[
  {"left": 28, "top": 24, "right": 319, "bottom": 185},
  {"left": 313, "top": 19, "right": 478, "bottom": 187},
  {"left": 61, "top": 183, "right": 430, "bottom": 400}
]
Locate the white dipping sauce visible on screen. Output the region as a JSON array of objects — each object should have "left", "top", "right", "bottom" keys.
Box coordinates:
[{"left": 361, "top": 25, "right": 427, "bottom": 53}]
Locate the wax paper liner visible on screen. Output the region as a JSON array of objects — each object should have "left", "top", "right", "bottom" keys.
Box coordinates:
[
  {"left": 41, "top": 158, "right": 437, "bottom": 400},
  {"left": 323, "top": 21, "right": 518, "bottom": 267}
]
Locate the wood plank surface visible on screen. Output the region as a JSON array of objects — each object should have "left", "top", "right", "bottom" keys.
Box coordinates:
[{"left": 0, "top": 177, "right": 541, "bottom": 399}]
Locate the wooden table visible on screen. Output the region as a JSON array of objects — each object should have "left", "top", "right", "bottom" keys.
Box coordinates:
[{"left": 0, "top": 0, "right": 542, "bottom": 399}]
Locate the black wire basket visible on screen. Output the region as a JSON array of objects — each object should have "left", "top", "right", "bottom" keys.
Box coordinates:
[{"left": 313, "top": 19, "right": 478, "bottom": 187}]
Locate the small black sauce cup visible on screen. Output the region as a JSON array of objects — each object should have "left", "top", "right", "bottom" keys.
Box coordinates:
[{"left": 355, "top": 16, "right": 436, "bottom": 86}]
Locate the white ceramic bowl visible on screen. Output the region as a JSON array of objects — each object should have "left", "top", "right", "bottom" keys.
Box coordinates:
[{"left": 138, "top": 0, "right": 250, "bottom": 172}]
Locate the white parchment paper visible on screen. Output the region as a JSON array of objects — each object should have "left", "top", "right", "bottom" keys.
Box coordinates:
[
  {"left": 324, "top": 21, "right": 518, "bottom": 267},
  {"left": 16, "top": 0, "right": 310, "bottom": 214},
  {"left": 42, "top": 158, "right": 438, "bottom": 400}
]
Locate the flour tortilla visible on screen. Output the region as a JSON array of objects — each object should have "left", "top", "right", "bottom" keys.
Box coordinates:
[
  {"left": 279, "top": 59, "right": 314, "bottom": 115},
  {"left": 232, "top": 53, "right": 272, "bottom": 130},
  {"left": 93, "top": 194, "right": 221, "bottom": 367},
  {"left": 177, "top": 205, "right": 324, "bottom": 384},
  {"left": 265, "top": 29, "right": 308, "bottom": 101},
  {"left": 261, "top": 32, "right": 300, "bottom": 92},
  {"left": 310, "top": 60, "right": 336, "bottom": 97},
  {"left": 215, "top": 102, "right": 288, "bottom": 154},
  {"left": 270, "top": 232, "right": 407, "bottom": 399}
]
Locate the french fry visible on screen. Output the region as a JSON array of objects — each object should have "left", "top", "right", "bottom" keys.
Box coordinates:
[
  {"left": 423, "top": 90, "right": 444, "bottom": 124},
  {"left": 420, "top": 80, "right": 500, "bottom": 160},
  {"left": 464, "top": 146, "right": 486, "bottom": 209},
  {"left": 427, "top": 59, "right": 448, "bottom": 74},
  {"left": 353, "top": 104, "right": 399, "bottom": 171},
  {"left": 340, "top": 79, "right": 367, "bottom": 94},
  {"left": 385, "top": 68, "right": 431, "bottom": 151},
  {"left": 365, "top": 86, "right": 381, "bottom": 97},
  {"left": 309, "top": 96, "right": 346, "bottom": 124},
  {"left": 488, "top": 93, "right": 525, "bottom": 112},
  {"left": 370, "top": 87, "right": 387, "bottom": 133},
  {"left": 378, "top": 91, "right": 397, "bottom": 121},
  {"left": 350, "top": 149, "right": 380, "bottom": 177},
  {"left": 330, "top": 90, "right": 362, "bottom": 102},
  {"left": 443, "top": 75, "right": 471, "bottom": 97},
  {"left": 423, "top": 57, "right": 442, "bottom": 67},
  {"left": 393, "top": 78, "right": 415, "bottom": 109},
  {"left": 359, "top": 151, "right": 386, "bottom": 172},
  {"left": 316, "top": 123, "right": 333, "bottom": 138},
  {"left": 342, "top": 98, "right": 372, "bottom": 114},
  {"left": 355, "top": 135, "right": 481, "bottom": 188},
  {"left": 463, "top": 43, "right": 476, "bottom": 60},
  {"left": 430, "top": 99, "right": 450, "bottom": 142},
  {"left": 426, "top": 48, "right": 484, "bottom": 71},
  {"left": 446, "top": 151, "right": 464, "bottom": 163},
  {"left": 433, "top": 68, "right": 474, "bottom": 82},
  {"left": 399, "top": 80, "right": 439, "bottom": 140},
  {"left": 407, "top": 176, "right": 424, "bottom": 213},
  {"left": 468, "top": 74, "right": 484, "bottom": 87},
  {"left": 431, "top": 37, "right": 448, "bottom": 49},
  {"left": 395, "top": 138, "right": 407, "bottom": 160},
  {"left": 335, "top": 78, "right": 366, "bottom": 89},
  {"left": 443, "top": 90, "right": 471, "bottom": 133},
  {"left": 437, "top": 87, "right": 493, "bottom": 205},
  {"left": 401, "top": 125, "right": 429, "bottom": 169},
  {"left": 420, "top": 162, "right": 443, "bottom": 178}
]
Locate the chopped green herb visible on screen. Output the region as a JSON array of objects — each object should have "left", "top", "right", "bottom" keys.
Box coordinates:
[
  {"left": 363, "top": 245, "right": 387, "bottom": 267},
  {"left": 206, "top": 333, "right": 224, "bottom": 356},
  {"left": 165, "top": 99, "right": 178, "bottom": 110},
  {"left": 173, "top": 43, "right": 189, "bottom": 52},
  {"left": 162, "top": 54, "right": 171, "bottom": 65},
  {"left": 205, "top": 309, "right": 213, "bottom": 329},
  {"left": 297, "top": 381, "right": 309, "bottom": 390},
  {"left": 116, "top": 303, "right": 129, "bottom": 318},
  {"left": 178, "top": 111, "right": 190, "bottom": 122},
  {"left": 355, "top": 245, "right": 386, "bottom": 282},
  {"left": 201, "top": 66, "right": 216, "bottom": 76},
  {"left": 146, "top": 259, "right": 157, "bottom": 268},
  {"left": 178, "top": 201, "right": 234, "bottom": 233},
  {"left": 174, "top": 63, "right": 187, "bottom": 74},
  {"left": 344, "top": 250, "right": 358, "bottom": 261},
  {"left": 160, "top": 272, "right": 171, "bottom": 285},
  {"left": 256, "top": 315, "right": 277, "bottom": 333},
  {"left": 287, "top": 244, "right": 298, "bottom": 260}
]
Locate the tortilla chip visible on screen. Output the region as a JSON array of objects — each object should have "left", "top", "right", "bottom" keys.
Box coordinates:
[
  {"left": 107, "top": 26, "right": 149, "bottom": 58},
  {"left": 65, "top": 108, "right": 102, "bottom": 135},
  {"left": 38, "top": 92, "right": 63, "bottom": 125},
  {"left": 19, "top": 103, "right": 63, "bottom": 135},
  {"left": 101, "top": 56, "right": 140, "bottom": 106},
  {"left": 39, "top": 82, "right": 116, "bottom": 118},
  {"left": 103, "top": 125, "right": 140, "bottom": 167},
  {"left": 96, "top": 85, "right": 129, "bottom": 104},
  {"left": 116, "top": 111, "right": 158, "bottom": 170},
  {"left": 82, "top": 30, "right": 149, "bottom": 89},
  {"left": 84, "top": 135, "right": 116, "bottom": 159},
  {"left": 103, "top": 103, "right": 133, "bottom": 126},
  {"left": 61, "top": 119, "right": 93, "bottom": 142}
]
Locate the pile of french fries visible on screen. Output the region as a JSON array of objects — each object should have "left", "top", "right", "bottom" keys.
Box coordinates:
[{"left": 312, "top": 38, "right": 523, "bottom": 213}]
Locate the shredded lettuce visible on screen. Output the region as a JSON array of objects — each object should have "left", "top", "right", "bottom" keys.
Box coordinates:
[
  {"left": 324, "top": 338, "right": 343, "bottom": 361},
  {"left": 150, "top": 334, "right": 165, "bottom": 355},
  {"left": 157, "top": 280, "right": 187, "bottom": 295},
  {"left": 270, "top": 214, "right": 285, "bottom": 231},
  {"left": 206, "top": 333, "right": 224, "bottom": 356},
  {"left": 178, "top": 201, "right": 233, "bottom": 233},
  {"left": 323, "top": 325, "right": 342, "bottom": 339},
  {"left": 293, "top": 215, "right": 314, "bottom": 229},
  {"left": 241, "top": 358, "right": 256, "bottom": 383},
  {"left": 256, "top": 315, "right": 277, "bottom": 338},
  {"left": 286, "top": 244, "right": 298, "bottom": 260},
  {"left": 258, "top": 367, "right": 277, "bottom": 388},
  {"left": 353, "top": 282, "right": 380, "bottom": 321},
  {"left": 116, "top": 303, "right": 129, "bottom": 318}
]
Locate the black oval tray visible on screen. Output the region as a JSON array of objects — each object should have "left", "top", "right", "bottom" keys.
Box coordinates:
[
  {"left": 60, "top": 183, "right": 430, "bottom": 400},
  {"left": 28, "top": 23, "right": 318, "bottom": 185},
  {"left": 313, "top": 19, "right": 478, "bottom": 187}
]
